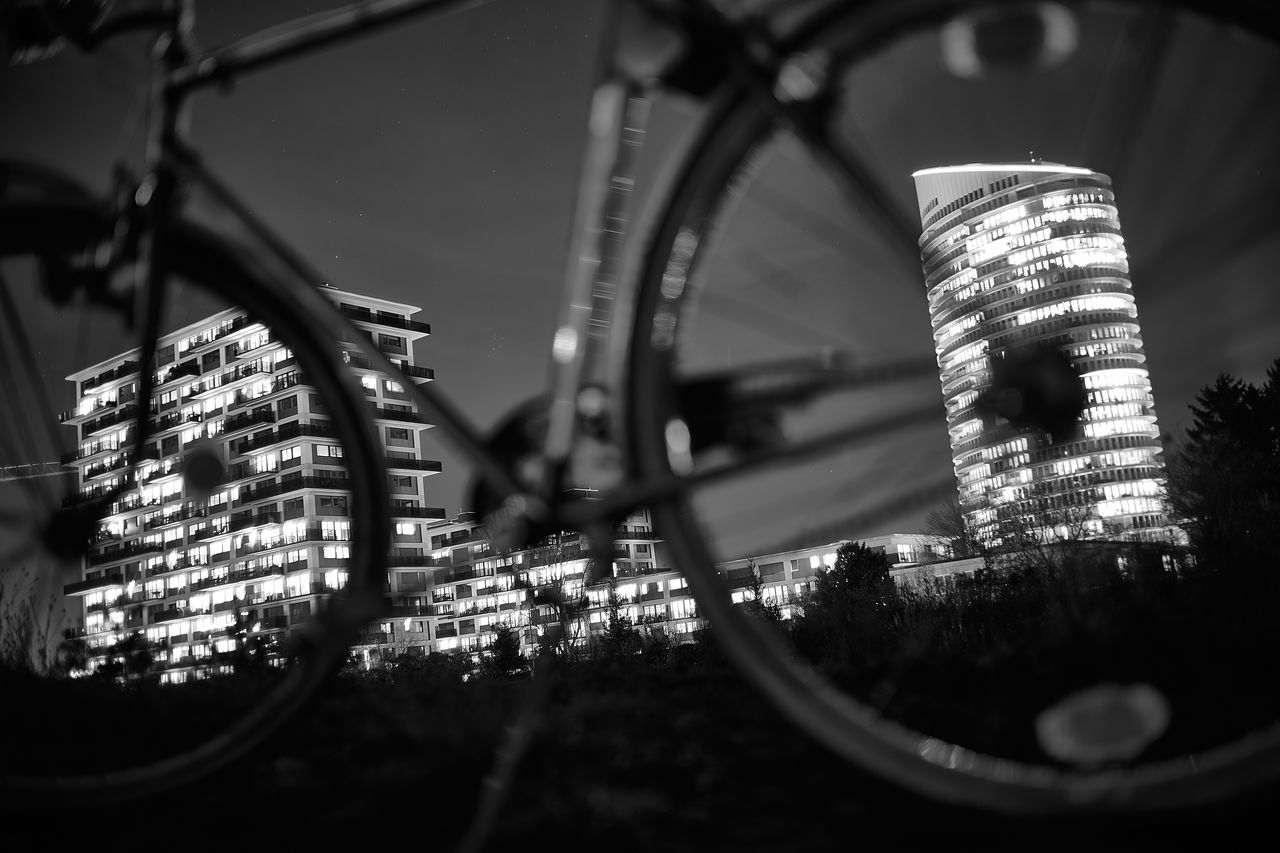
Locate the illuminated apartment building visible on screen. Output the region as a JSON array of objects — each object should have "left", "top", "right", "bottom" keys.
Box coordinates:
[
  {"left": 912, "top": 163, "right": 1175, "bottom": 544},
  {"left": 364, "top": 514, "right": 948, "bottom": 662},
  {"left": 55, "top": 284, "right": 954, "bottom": 673},
  {"left": 60, "top": 287, "right": 443, "bottom": 680}
]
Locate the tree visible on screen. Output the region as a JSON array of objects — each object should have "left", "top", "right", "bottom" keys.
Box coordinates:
[
  {"left": 815, "top": 540, "right": 895, "bottom": 608},
  {"left": 788, "top": 541, "right": 899, "bottom": 674},
  {"left": 530, "top": 570, "right": 589, "bottom": 660},
  {"left": 0, "top": 563, "right": 70, "bottom": 675},
  {"left": 741, "top": 561, "right": 782, "bottom": 624},
  {"left": 217, "top": 601, "right": 275, "bottom": 671},
  {"left": 54, "top": 628, "right": 90, "bottom": 676},
  {"left": 923, "top": 493, "right": 985, "bottom": 560},
  {"left": 482, "top": 622, "right": 526, "bottom": 677},
  {"left": 598, "top": 579, "right": 640, "bottom": 657},
  {"left": 96, "top": 630, "right": 157, "bottom": 682},
  {"left": 1167, "top": 359, "right": 1280, "bottom": 568}
]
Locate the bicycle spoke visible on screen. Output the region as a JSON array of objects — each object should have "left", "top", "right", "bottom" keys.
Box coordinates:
[
  {"left": 0, "top": 271, "right": 62, "bottom": 513},
  {"left": 684, "top": 401, "right": 940, "bottom": 488},
  {"left": 800, "top": 127, "right": 925, "bottom": 276},
  {"left": 1135, "top": 184, "right": 1274, "bottom": 284},
  {"left": 569, "top": 398, "right": 941, "bottom": 530},
  {"left": 625, "top": 0, "right": 1280, "bottom": 815},
  {"left": 1091, "top": 7, "right": 1175, "bottom": 189}
]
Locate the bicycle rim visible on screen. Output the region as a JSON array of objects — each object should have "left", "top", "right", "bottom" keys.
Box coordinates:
[
  {"left": 626, "top": 0, "right": 1280, "bottom": 813},
  {"left": 0, "top": 198, "right": 390, "bottom": 806}
]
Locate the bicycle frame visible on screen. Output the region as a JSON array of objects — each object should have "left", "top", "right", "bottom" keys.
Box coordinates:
[
  {"left": 104, "top": 0, "right": 903, "bottom": 554},
  {"left": 118, "top": 0, "right": 701, "bottom": 538}
]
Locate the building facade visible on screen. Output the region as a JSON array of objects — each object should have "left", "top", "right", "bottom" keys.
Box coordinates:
[
  {"left": 57, "top": 285, "right": 960, "bottom": 676},
  {"left": 61, "top": 287, "right": 442, "bottom": 681},
  {"left": 912, "top": 163, "right": 1176, "bottom": 544},
  {"left": 365, "top": 522, "right": 951, "bottom": 663}
]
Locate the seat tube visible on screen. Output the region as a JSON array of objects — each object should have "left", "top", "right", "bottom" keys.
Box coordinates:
[{"left": 541, "top": 5, "right": 654, "bottom": 473}]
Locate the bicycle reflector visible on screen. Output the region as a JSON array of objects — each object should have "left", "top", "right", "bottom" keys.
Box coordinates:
[{"left": 939, "top": 1, "right": 1079, "bottom": 79}]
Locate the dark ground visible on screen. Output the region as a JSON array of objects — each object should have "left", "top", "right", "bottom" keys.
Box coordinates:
[{"left": 10, "top": 649, "right": 1276, "bottom": 849}]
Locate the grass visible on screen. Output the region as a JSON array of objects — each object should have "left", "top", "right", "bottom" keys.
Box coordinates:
[
  {"left": 5, "top": 556, "right": 1280, "bottom": 847},
  {"left": 7, "top": 641, "right": 1276, "bottom": 849}
]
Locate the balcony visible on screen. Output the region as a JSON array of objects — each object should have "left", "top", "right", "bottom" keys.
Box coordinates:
[
  {"left": 342, "top": 354, "right": 435, "bottom": 383},
  {"left": 222, "top": 406, "right": 276, "bottom": 435},
  {"left": 182, "top": 379, "right": 222, "bottom": 403},
  {"left": 190, "top": 574, "right": 230, "bottom": 592},
  {"left": 229, "top": 563, "right": 286, "bottom": 585},
  {"left": 87, "top": 540, "right": 164, "bottom": 568},
  {"left": 58, "top": 396, "right": 117, "bottom": 424},
  {"left": 384, "top": 457, "right": 443, "bottom": 473},
  {"left": 143, "top": 505, "right": 206, "bottom": 531},
  {"left": 201, "top": 315, "right": 251, "bottom": 346},
  {"left": 156, "top": 360, "right": 200, "bottom": 387},
  {"left": 229, "top": 420, "right": 339, "bottom": 457},
  {"left": 389, "top": 505, "right": 447, "bottom": 520},
  {"left": 614, "top": 525, "right": 662, "bottom": 541},
  {"left": 81, "top": 360, "right": 140, "bottom": 393},
  {"left": 369, "top": 405, "right": 426, "bottom": 424},
  {"left": 61, "top": 435, "right": 125, "bottom": 465},
  {"left": 64, "top": 402, "right": 145, "bottom": 437},
  {"left": 231, "top": 478, "right": 283, "bottom": 508},
  {"left": 337, "top": 305, "right": 431, "bottom": 334},
  {"left": 149, "top": 607, "right": 187, "bottom": 623},
  {"left": 189, "top": 526, "right": 218, "bottom": 543},
  {"left": 231, "top": 333, "right": 276, "bottom": 359},
  {"left": 386, "top": 554, "right": 441, "bottom": 568},
  {"left": 63, "top": 573, "right": 124, "bottom": 597}
]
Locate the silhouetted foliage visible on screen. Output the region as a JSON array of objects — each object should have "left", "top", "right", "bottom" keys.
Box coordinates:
[
  {"left": 55, "top": 629, "right": 90, "bottom": 676},
  {"left": 788, "top": 541, "right": 900, "bottom": 677},
  {"left": 374, "top": 648, "right": 475, "bottom": 684},
  {"left": 482, "top": 622, "right": 526, "bottom": 677},
  {"left": 598, "top": 581, "right": 641, "bottom": 657},
  {"left": 817, "top": 540, "right": 895, "bottom": 608},
  {"left": 742, "top": 561, "right": 783, "bottom": 624},
  {"left": 1167, "top": 358, "right": 1280, "bottom": 568},
  {"left": 216, "top": 604, "right": 276, "bottom": 671},
  {"left": 923, "top": 493, "right": 984, "bottom": 559},
  {"left": 95, "top": 630, "right": 157, "bottom": 682}
]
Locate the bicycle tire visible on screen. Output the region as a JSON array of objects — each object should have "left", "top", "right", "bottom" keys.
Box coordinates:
[
  {"left": 0, "top": 195, "right": 390, "bottom": 807},
  {"left": 625, "top": 0, "right": 1280, "bottom": 814}
]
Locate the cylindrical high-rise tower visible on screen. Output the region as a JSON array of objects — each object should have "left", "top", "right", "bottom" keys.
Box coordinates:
[{"left": 912, "top": 162, "right": 1175, "bottom": 544}]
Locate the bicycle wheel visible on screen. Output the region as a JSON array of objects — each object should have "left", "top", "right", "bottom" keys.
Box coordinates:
[
  {"left": 0, "top": 189, "right": 390, "bottom": 806},
  {"left": 626, "top": 0, "right": 1280, "bottom": 814}
]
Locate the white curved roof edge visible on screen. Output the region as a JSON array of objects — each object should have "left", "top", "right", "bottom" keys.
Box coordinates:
[{"left": 912, "top": 163, "right": 1094, "bottom": 177}]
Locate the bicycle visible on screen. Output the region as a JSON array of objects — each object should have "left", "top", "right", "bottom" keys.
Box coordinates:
[{"left": 1, "top": 0, "right": 1278, "bottom": 825}]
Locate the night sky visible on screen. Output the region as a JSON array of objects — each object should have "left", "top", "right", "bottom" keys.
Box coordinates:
[
  {"left": 3, "top": 0, "right": 1277, "bottom": 536},
  {"left": 2, "top": 0, "right": 610, "bottom": 517}
]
